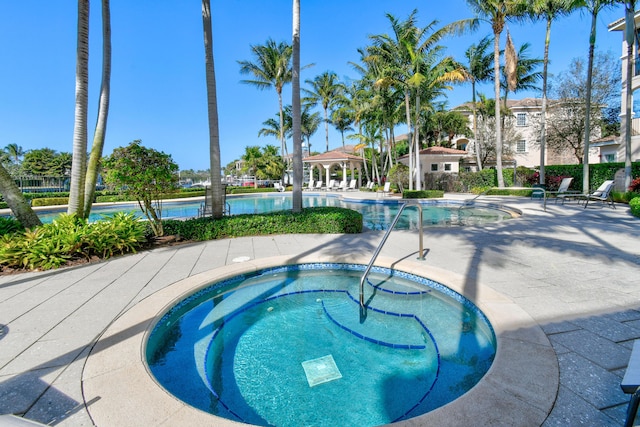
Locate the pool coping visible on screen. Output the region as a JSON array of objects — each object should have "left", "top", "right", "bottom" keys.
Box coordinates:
[{"left": 82, "top": 254, "right": 559, "bottom": 427}]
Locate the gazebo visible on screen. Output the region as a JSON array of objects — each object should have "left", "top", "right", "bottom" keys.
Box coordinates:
[{"left": 303, "top": 150, "right": 364, "bottom": 187}]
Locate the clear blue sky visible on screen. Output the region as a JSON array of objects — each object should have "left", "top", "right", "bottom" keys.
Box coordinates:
[{"left": 0, "top": 1, "right": 628, "bottom": 171}]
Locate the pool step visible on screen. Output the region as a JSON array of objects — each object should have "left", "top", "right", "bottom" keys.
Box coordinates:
[{"left": 320, "top": 293, "right": 431, "bottom": 350}]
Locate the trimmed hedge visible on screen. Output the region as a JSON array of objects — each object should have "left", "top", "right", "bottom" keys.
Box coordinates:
[
  {"left": 630, "top": 197, "right": 640, "bottom": 218},
  {"left": 545, "top": 162, "right": 640, "bottom": 192},
  {"left": 32, "top": 197, "right": 69, "bottom": 207},
  {"left": 403, "top": 190, "right": 444, "bottom": 199},
  {"left": 227, "top": 187, "right": 281, "bottom": 194},
  {"left": 162, "top": 207, "right": 362, "bottom": 240}
]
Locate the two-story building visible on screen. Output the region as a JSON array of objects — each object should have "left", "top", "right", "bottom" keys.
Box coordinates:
[{"left": 451, "top": 98, "right": 602, "bottom": 171}]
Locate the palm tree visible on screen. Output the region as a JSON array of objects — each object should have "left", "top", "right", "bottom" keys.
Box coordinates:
[
  {"left": 238, "top": 39, "right": 293, "bottom": 166},
  {"left": 301, "top": 105, "right": 322, "bottom": 150},
  {"left": 4, "top": 143, "right": 24, "bottom": 164},
  {"left": 466, "top": 0, "right": 527, "bottom": 188},
  {"left": 464, "top": 35, "right": 494, "bottom": 170},
  {"left": 367, "top": 10, "right": 471, "bottom": 190},
  {"left": 202, "top": 0, "right": 224, "bottom": 218},
  {"left": 292, "top": 0, "right": 303, "bottom": 212},
  {"left": 576, "top": 0, "right": 617, "bottom": 193},
  {"left": 68, "top": 0, "right": 90, "bottom": 217},
  {"left": 527, "top": 0, "right": 578, "bottom": 185},
  {"left": 304, "top": 71, "right": 344, "bottom": 152},
  {"left": 501, "top": 42, "right": 543, "bottom": 103},
  {"left": 83, "top": 0, "right": 112, "bottom": 218},
  {"left": 331, "top": 106, "right": 354, "bottom": 150},
  {"left": 259, "top": 113, "right": 290, "bottom": 141},
  {"left": 241, "top": 146, "right": 262, "bottom": 188}
]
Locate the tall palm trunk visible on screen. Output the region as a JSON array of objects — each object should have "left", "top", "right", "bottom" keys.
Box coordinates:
[
  {"left": 539, "top": 16, "right": 551, "bottom": 185},
  {"left": 582, "top": 12, "right": 597, "bottom": 193},
  {"left": 68, "top": 0, "right": 90, "bottom": 217},
  {"left": 83, "top": 0, "right": 111, "bottom": 218},
  {"left": 404, "top": 90, "right": 413, "bottom": 190},
  {"left": 414, "top": 90, "right": 422, "bottom": 190},
  {"left": 624, "top": 2, "right": 636, "bottom": 190},
  {"left": 202, "top": 0, "right": 223, "bottom": 218},
  {"left": 493, "top": 27, "right": 505, "bottom": 188},
  {"left": 472, "top": 80, "right": 483, "bottom": 170},
  {"left": 323, "top": 107, "right": 330, "bottom": 152},
  {"left": 0, "top": 165, "right": 41, "bottom": 229},
  {"left": 278, "top": 92, "right": 288, "bottom": 183},
  {"left": 291, "top": 0, "right": 303, "bottom": 213}
]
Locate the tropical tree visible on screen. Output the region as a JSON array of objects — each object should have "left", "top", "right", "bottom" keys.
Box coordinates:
[
  {"left": 292, "top": 0, "right": 302, "bottom": 212},
  {"left": 83, "top": 0, "right": 112, "bottom": 218},
  {"left": 4, "top": 144, "right": 24, "bottom": 164},
  {"left": 466, "top": 0, "right": 527, "bottom": 188},
  {"left": 577, "top": 0, "right": 617, "bottom": 192},
  {"left": 202, "top": 0, "right": 224, "bottom": 218},
  {"left": 463, "top": 35, "right": 494, "bottom": 170},
  {"left": 500, "top": 42, "right": 543, "bottom": 102},
  {"left": 526, "top": 0, "right": 578, "bottom": 184},
  {"left": 238, "top": 39, "right": 293, "bottom": 167},
  {"left": 22, "top": 149, "right": 72, "bottom": 177},
  {"left": 301, "top": 104, "right": 322, "bottom": 150},
  {"left": 102, "top": 141, "right": 179, "bottom": 237},
  {"left": 304, "top": 71, "right": 344, "bottom": 152},
  {"left": 241, "top": 145, "right": 263, "bottom": 187},
  {"left": 546, "top": 52, "right": 620, "bottom": 164},
  {"left": 366, "top": 10, "right": 470, "bottom": 190},
  {"left": 331, "top": 106, "right": 354, "bottom": 149},
  {"left": 68, "top": 0, "right": 90, "bottom": 217}
]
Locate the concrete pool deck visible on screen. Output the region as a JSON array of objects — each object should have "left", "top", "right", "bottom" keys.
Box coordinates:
[{"left": 0, "top": 192, "right": 639, "bottom": 426}]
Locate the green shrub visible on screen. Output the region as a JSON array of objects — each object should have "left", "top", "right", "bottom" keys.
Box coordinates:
[
  {"left": 227, "top": 187, "right": 278, "bottom": 194},
  {"left": 460, "top": 169, "right": 497, "bottom": 190},
  {"left": 487, "top": 188, "right": 533, "bottom": 197},
  {"left": 403, "top": 190, "right": 444, "bottom": 199},
  {"left": 0, "top": 213, "right": 147, "bottom": 270},
  {"left": 630, "top": 197, "right": 640, "bottom": 218},
  {"left": 31, "top": 197, "right": 69, "bottom": 207},
  {"left": 162, "top": 207, "right": 362, "bottom": 240},
  {"left": 0, "top": 217, "right": 24, "bottom": 236}
]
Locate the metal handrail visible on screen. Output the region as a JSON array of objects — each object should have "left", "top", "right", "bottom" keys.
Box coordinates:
[{"left": 359, "top": 201, "right": 424, "bottom": 307}]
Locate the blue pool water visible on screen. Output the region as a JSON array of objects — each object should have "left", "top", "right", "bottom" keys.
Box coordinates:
[
  {"left": 32, "top": 194, "right": 516, "bottom": 230},
  {"left": 146, "top": 263, "right": 496, "bottom": 427}
]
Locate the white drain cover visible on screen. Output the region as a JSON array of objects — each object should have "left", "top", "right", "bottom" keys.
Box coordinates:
[
  {"left": 232, "top": 256, "right": 251, "bottom": 263},
  {"left": 301, "top": 355, "right": 342, "bottom": 387}
]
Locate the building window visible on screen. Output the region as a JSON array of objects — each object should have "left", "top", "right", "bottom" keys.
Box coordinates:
[
  {"left": 431, "top": 163, "right": 438, "bottom": 171},
  {"left": 516, "top": 140, "right": 527, "bottom": 153},
  {"left": 516, "top": 113, "right": 527, "bottom": 126},
  {"left": 604, "top": 153, "right": 616, "bottom": 163},
  {"left": 444, "top": 163, "right": 452, "bottom": 171}
]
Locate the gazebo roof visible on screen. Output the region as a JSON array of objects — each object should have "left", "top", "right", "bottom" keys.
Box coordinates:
[
  {"left": 400, "top": 147, "right": 468, "bottom": 159},
  {"left": 303, "top": 150, "right": 363, "bottom": 163}
]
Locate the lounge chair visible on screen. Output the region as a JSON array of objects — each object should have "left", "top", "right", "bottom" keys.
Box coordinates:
[
  {"left": 337, "top": 180, "right": 347, "bottom": 191},
  {"left": 366, "top": 181, "right": 375, "bottom": 190},
  {"left": 305, "top": 179, "right": 314, "bottom": 191},
  {"left": 551, "top": 177, "right": 581, "bottom": 204},
  {"left": 347, "top": 179, "right": 357, "bottom": 191},
  {"left": 325, "top": 179, "right": 335, "bottom": 191},
  {"left": 274, "top": 182, "right": 285, "bottom": 192},
  {"left": 377, "top": 182, "right": 391, "bottom": 197},
  {"left": 583, "top": 180, "right": 616, "bottom": 209},
  {"left": 315, "top": 180, "right": 323, "bottom": 190}
]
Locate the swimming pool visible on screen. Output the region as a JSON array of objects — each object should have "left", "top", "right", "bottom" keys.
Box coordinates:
[
  {"left": 146, "top": 263, "right": 496, "bottom": 427},
  {"left": 31, "top": 193, "right": 519, "bottom": 230}
]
